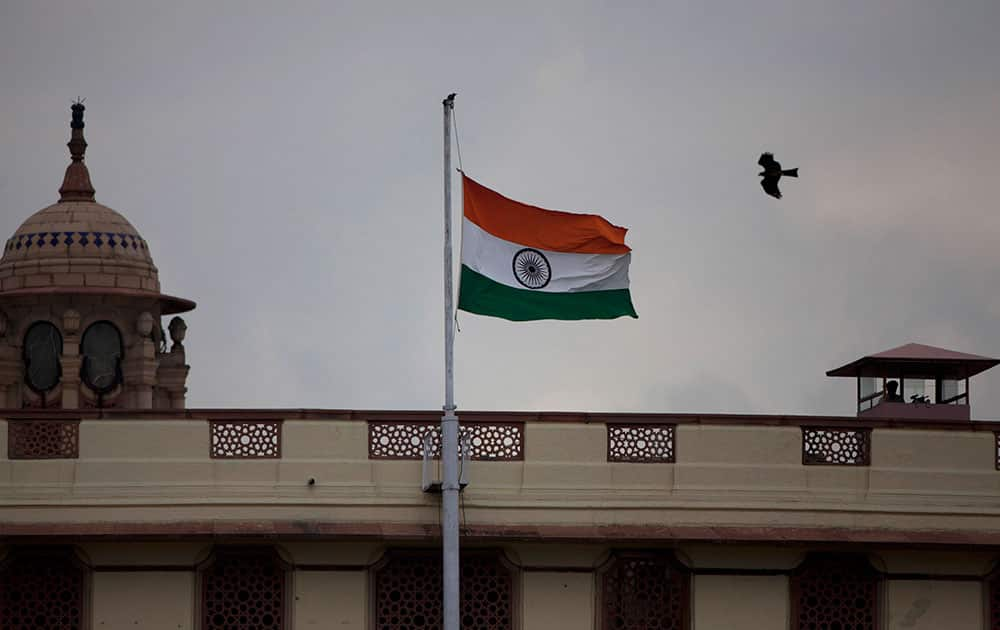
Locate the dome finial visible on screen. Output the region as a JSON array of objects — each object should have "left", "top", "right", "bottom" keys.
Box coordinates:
[
  {"left": 70, "top": 98, "right": 85, "bottom": 130},
  {"left": 58, "top": 99, "right": 96, "bottom": 202}
]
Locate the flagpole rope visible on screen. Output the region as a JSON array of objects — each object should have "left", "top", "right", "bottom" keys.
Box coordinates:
[
  {"left": 452, "top": 107, "right": 464, "bottom": 173},
  {"left": 460, "top": 482, "right": 469, "bottom": 535},
  {"left": 452, "top": 105, "right": 465, "bottom": 332}
]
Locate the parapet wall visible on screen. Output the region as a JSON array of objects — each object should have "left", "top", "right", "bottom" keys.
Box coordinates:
[{"left": 2, "top": 409, "right": 1000, "bottom": 543}]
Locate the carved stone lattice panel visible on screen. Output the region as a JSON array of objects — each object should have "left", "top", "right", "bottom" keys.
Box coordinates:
[
  {"left": 369, "top": 422, "right": 439, "bottom": 459},
  {"left": 0, "top": 551, "right": 85, "bottom": 630},
  {"left": 802, "top": 427, "right": 870, "bottom": 465},
  {"left": 601, "top": 554, "right": 689, "bottom": 630},
  {"left": 368, "top": 421, "right": 523, "bottom": 460},
  {"left": 994, "top": 432, "right": 1000, "bottom": 471},
  {"left": 201, "top": 549, "right": 286, "bottom": 630},
  {"left": 8, "top": 420, "right": 79, "bottom": 459},
  {"left": 607, "top": 424, "right": 675, "bottom": 462},
  {"left": 465, "top": 424, "right": 523, "bottom": 460},
  {"left": 210, "top": 421, "right": 281, "bottom": 459},
  {"left": 374, "top": 553, "right": 513, "bottom": 630},
  {"left": 989, "top": 569, "right": 1000, "bottom": 630},
  {"left": 791, "top": 555, "right": 879, "bottom": 630}
]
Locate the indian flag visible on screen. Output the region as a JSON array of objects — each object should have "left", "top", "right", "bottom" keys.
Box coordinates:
[{"left": 458, "top": 175, "right": 637, "bottom": 321}]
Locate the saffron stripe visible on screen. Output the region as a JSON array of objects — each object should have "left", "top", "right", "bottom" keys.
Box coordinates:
[
  {"left": 463, "top": 175, "right": 631, "bottom": 255},
  {"left": 458, "top": 266, "right": 637, "bottom": 321}
]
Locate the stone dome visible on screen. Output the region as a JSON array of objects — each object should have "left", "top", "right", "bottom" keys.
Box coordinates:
[{"left": 0, "top": 104, "right": 193, "bottom": 314}]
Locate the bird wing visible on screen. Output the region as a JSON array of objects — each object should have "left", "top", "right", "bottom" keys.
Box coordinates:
[
  {"left": 760, "top": 176, "right": 782, "bottom": 199},
  {"left": 758, "top": 152, "right": 780, "bottom": 169}
]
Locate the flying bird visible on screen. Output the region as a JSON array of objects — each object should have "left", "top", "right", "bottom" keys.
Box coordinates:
[{"left": 758, "top": 152, "right": 799, "bottom": 199}]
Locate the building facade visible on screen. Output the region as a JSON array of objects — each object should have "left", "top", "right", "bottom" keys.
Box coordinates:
[{"left": 3, "top": 107, "right": 1000, "bottom": 629}]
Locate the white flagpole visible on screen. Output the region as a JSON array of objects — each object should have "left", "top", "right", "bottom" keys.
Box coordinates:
[{"left": 441, "top": 92, "right": 460, "bottom": 630}]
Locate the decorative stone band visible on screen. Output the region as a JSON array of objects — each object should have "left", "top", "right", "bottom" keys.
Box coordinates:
[
  {"left": 210, "top": 420, "right": 282, "bottom": 459},
  {"left": 801, "top": 427, "right": 871, "bottom": 466},
  {"left": 368, "top": 420, "right": 524, "bottom": 460},
  {"left": 4, "top": 230, "right": 149, "bottom": 253},
  {"left": 10, "top": 521, "right": 1000, "bottom": 546},
  {"left": 607, "top": 423, "right": 676, "bottom": 463},
  {"left": 7, "top": 419, "right": 80, "bottom": 459}
]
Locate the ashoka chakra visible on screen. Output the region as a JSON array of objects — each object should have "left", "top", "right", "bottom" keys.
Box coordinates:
[{"left": 512, "top": 248, "right": 551, "bottom": 289}]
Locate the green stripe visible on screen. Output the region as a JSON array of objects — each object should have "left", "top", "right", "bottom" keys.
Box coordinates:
[{"left": 458, "top": 265, "right": 637, "bottom": 321}]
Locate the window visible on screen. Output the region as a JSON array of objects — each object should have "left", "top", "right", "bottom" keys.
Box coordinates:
[
  {"left": 373, "top": 551, "right": 514, "bottom": 629},
  {"left": 903, "top": 378, "right": 935, "bottom": 405},
  {"left": 791, "top": 554, "right": 880, "bottom": 630},
  {"left": 0, "top": 547, "right": 87, "bottom": 630},
  {"left": 200, "top": 547, "right": 288, "bottom": 630},
  {"left": 80, "top": 321, "right": 123, "bottom": 394},
  {"left": 939, "top": 379, "right": 967, "bottom": 404},
  {"left": 599, "top": 552, "right": 690, "bottom": 630},
  {"left": 23, "top": 321, "right": 62, "bottom": 393}
]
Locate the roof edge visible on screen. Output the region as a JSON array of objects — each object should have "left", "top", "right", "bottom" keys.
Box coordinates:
[
  {"left": 0, "top": 286, "right": 195, "bottom": 314},
  {"left": 3, "top": 408, "right": 999, "bottom": 430}
]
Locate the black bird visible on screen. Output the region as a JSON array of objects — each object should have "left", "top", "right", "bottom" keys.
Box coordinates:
[{"left": 758, "top": 152, "right": 799, "bottom": 199}]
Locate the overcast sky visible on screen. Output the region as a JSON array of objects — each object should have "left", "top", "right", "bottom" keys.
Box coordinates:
[{"left": 2, "top": 1, "right": 999, "bottom": 418}]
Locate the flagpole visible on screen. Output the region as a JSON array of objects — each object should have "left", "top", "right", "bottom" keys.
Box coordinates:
[{"left": 441, "top": 92, "right": 460, "bottom": 630}]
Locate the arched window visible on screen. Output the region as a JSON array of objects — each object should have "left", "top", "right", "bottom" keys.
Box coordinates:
[
  {"left": 790, "top": 554, "right": 880, "bottom": 630},
  {"left": 200, "top": 547, "right": 288, "bottom": 630},
  {"left": 80, "top": 320, "right": 123, "bottom": 394},
  {"left": 598, "top": 551, "right": 690, "bottom": 630},
  {"left": 373, "top": 551, "right": 514, "bottom": 629},
  {"left": 22, "top": 321, "right": 62, "bottom": 393},
  {"left": 0, "top": 547, "right": 87, "bottom": 630}
]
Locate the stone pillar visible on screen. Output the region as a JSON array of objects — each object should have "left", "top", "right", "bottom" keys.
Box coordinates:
[
  {"left": 0, "top": 310, "right": 19, "bottom": 406},
  {"left": 123, "top": 312, "right": 159, "bottom": 409},
  {"left": 156, "top": 361, "right": 189, "bottom": 409},
  {"left": 0, "top": 348, "right": 20, "bottom": 408},
  {"left": 60, "top": 309, "right": 81, "bottom": 409}
]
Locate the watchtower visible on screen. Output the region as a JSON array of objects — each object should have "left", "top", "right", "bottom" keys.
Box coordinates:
[{"left": 827, "top": 342, "right": 999, "bottom": 421}]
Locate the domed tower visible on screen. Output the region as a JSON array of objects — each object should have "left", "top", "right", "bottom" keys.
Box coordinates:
[{"left": 0, "top": 103, "right": 195, "bottom": 409}]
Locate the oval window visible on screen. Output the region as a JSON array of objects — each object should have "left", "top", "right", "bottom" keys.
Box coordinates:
[
  {"left": 81, "top": 321, "right": 123, "bottom": 394},
  {"left": 23, "top": 321, "right": 63, "bottom": 393}
]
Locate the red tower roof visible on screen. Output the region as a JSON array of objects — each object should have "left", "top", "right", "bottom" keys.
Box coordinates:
[{"left": 827, "top": 343, "right": 999, "bottom": 379}]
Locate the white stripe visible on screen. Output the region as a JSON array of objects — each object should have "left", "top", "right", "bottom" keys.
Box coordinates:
[{"left": 461, "top": 218, "right": 631, "bottom": 293}]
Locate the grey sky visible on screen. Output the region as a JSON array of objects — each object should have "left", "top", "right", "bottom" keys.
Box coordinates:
[{"left": 2, "top": 1, "right": 999, "bottom": 417}]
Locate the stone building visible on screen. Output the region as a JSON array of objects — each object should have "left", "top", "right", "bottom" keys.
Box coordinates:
[
  {"left": 3, "top": 106, "right": 1000, "bottom": 629},
  {"left": 0, "top": 102, "right": 193, "bottom": 412}
]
